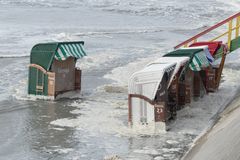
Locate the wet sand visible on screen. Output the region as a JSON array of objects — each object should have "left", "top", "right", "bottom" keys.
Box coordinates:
[{"left": 183, "top": 94, "right": 240, "bottom": 160}]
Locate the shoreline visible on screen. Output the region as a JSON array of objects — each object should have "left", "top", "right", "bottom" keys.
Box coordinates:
[{"left": 181, "top": 88, "right": 240, "bottom": 160}]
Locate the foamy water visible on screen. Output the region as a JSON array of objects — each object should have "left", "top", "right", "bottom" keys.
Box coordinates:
[{"left": 49, "top": 49, "right": 240, "bottom": 159}]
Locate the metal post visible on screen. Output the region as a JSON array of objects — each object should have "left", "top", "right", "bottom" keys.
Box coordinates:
[
  {"left": 236, "top": 16, "right": 240, "bottom": 38},
  {"left": 228, "top": 20, "right": 233, "bottom": 49}
]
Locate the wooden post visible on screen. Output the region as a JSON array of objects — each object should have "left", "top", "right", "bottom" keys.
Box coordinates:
[
  {"left": 215, "top": 45, "right": 227, "bottom": 89},
  {"left": 128, "top": 94, "right": 132, "bottom": 125},
  {"left": 47, "top": 72, "right": 55, "bottom": 97},
  {"left": 75, "top": 68, "right": 81, "bottom": 90}
]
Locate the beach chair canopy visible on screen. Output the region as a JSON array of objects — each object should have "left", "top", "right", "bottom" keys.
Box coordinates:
[
  {"left": 146, "top": 57, "right": 190, "bottom": 88},
  {"left": 129, "top": 61, "right": 176, "bottom": 101},
  {"left": 30, "top": 41, "right": 86, "bottom": 71},
  {"left": 184, "top": 46, "right": 214, "bottom": 63},
  {"left": 164, "top": 47, "right": 213, "bottom": 71},
  {"left": 190, "top": 41, "right": 222, "bottom": 56}
]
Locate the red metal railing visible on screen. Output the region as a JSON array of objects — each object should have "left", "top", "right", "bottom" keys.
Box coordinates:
[{"left": 175, "top": 12, "right": 240, "bottom": 49}]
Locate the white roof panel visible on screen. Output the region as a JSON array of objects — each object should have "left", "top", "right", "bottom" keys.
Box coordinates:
[
  {"left": 147, "top": 57, "right": 189, "bottom": 88},
  {"left": 128, "top": 60, "right": 176, "bottom": 100}
]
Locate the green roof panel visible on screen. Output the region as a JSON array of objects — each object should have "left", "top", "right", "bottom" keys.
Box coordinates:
[
  {"left": 164, "top": 48, "right": 210, "bottom": 71},
  {"left": 164, "top": 48, "right": 203, "bottom": 58},
  {"left": 30, "top": 41, "right": 86, "bottom": 71}
]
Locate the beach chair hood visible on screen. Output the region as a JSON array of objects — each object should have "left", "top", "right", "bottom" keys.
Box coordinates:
[
  {"left": 30, "top": 41, "right": 86, "bottom": 71},
  {"left": 128, "top": 62, "right": 176, "bottom": 101},
  {"left": 164, "top": 47, "right": 212, "bottom": 72},
  {"left": 146, "top": 57, "right": 189, "bottom": 88}
]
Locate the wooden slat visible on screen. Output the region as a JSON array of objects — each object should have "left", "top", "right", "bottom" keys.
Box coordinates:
[{"left": 29, "top": 64, "right": 47, "bottom": 74}]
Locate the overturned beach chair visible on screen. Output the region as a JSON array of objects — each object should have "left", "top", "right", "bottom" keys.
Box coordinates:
[{"left": 28, "top": 41, "right": 86, "bottom": 98}]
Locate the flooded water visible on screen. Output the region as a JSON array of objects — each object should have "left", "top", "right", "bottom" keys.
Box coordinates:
[{"left": 0, "top": 0, "right": 240, "bottom": 160}]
